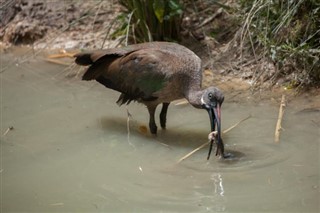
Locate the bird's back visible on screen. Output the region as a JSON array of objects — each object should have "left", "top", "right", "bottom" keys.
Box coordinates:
[{"left": 75, "top": 42, "right": 202, "bottom": 104}]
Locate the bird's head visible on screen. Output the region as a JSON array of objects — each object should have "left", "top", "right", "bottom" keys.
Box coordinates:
[
  {"left": 201, "top": 87, "right": 224, "bottom": 132},
  {"left": 200, "top": 87, "right": 224, "bottom": 156},
  {"left": 186, "top": 86, "right": 225, "bottom": 157},
  {"left": 200, "top": 87, "right": 224, "bottom": 110}
]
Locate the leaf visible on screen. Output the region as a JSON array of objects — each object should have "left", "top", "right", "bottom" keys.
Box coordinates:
[
  {"left": 168, "top": 0, "right": 183, "bottom": 15},
  {"left": 153, "top": 0, "right": 165, "bottom": 23}
]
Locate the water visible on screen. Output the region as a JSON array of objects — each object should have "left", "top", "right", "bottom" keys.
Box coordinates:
[{"left": 1, "top": 50, "right": 319, "bottom": 212}]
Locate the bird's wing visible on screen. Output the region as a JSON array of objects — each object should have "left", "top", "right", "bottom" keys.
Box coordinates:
[{"left": 77, "top": 47, "right": 176, "bottom": 104}]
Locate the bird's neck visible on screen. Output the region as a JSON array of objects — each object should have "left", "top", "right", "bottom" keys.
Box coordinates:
[{"left": 185, "top": 88, "right": 203, "bottom": 109}]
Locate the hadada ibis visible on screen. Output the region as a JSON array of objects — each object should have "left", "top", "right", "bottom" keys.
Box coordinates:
[{"left": 74, "top": 42, "right": 225, "bottom": 158}]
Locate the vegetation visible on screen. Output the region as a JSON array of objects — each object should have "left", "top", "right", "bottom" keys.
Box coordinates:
[
  {"left": 115, "top": 0, "right": 319, "bottom": 88},
  {"left": 113, "top": 0, "right": 183, "bottom": 43},
  {"left": 239, "top": 0, "right": 320, "bottom": 88},
  {"left": 2, "top": 0, "right": 319, "bottom": 88}
]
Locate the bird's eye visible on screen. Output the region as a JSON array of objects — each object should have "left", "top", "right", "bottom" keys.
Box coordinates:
[{"left": 208, "top": 92, "right": 213, "bottom": 99}]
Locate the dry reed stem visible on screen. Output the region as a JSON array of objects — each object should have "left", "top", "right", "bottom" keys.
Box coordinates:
[
  {"left": 126, "top": 107, "right": 132, "bottom": 144},
  {"left": 177, "top": 142, "right": 210, "bottom": 163},
  {"left": 44, "top": 58, "right": 71, "bottom": 66},
  {"left": 222, "top": 114, "right": 251, "bottom": 134},
  {"left": 48, "top": 50, "right": 78, "bottom": 58},
  {"left": 177, "top": 115, "right": 251, "bottom": 163},
  {"left": 173, "top": 99, "right": 188, "bottom": 106},
  {"left": 274, "top": 94, "right": 286, "bottom": 143}
]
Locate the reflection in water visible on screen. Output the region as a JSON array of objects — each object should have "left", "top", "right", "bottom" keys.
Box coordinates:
[
  {"left": 212, "top": 173, "right": 225, "bottom": 197},
  {"left": 209, "top": 173, "right": 226, "bottom": 212}
]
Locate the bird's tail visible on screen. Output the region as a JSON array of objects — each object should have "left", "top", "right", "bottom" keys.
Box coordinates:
[
  {"left": 74, "top": 52, "right": 121, "bottom": 81},
  {"left": 74, "top": 53, "right": 94, "bottom": 66}
]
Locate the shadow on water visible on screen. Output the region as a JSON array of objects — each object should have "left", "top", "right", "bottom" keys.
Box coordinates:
[
  {"left": 99, "top": 114, "right": 292, "bottom": 172},
  {"left": 99, "top": 116, "right": 211, "bottom": 148}
]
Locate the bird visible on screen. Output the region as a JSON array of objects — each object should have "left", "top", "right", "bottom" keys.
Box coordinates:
[{"left": 74, "top": 42, "right": 225, "bottom": 158}]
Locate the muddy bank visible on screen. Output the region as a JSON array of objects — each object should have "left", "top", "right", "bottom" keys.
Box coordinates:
[{"left": 1, "top": 0, "right": 121, "bottom": 49}]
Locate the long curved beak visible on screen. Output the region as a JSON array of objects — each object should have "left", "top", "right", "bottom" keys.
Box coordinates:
[{"left": 207, "top": 103, "right": 222, "bottom": 159}]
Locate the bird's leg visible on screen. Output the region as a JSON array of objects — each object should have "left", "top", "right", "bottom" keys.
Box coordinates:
[
  {"left": 147, "top": 105, "right": 158, "bottom": 135},
  {"left": 160, "top": 102, "right": 170, "bottom": 129}
]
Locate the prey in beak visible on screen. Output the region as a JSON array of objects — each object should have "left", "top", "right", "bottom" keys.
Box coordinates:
[
  {"left": 206, "top": 103, "right": 224, "bottom": 159},
  {"left": 201, "top": 87, "right": 225, "bottom": 160}
]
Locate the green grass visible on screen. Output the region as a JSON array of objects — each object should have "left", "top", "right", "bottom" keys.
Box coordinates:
[
  {"left": 240, "top": 0, "right": 320, "bottom": 87},
  {"left": 113, "top": 0, "right": 183, "bottom": 44}
]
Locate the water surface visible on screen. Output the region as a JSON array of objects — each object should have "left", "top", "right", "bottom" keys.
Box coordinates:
[{"left": 1, "top": 51, "right": 319, "bottom": 212}]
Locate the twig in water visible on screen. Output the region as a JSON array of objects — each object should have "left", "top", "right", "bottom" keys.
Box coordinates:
[
  {"left": 222, "top": 114, "right": 252, "bottom": 134},
  {"left": 177, "top": 141, "right": 210, "bottom": 163},
  {"left": 47, "top": 50, "right": 78, "bottom": 58},
  {"left": 275, "top": 95, "right": 286, "bottom": 143},
  {"left": 126, "top": 107, "right": 136, "bottom": 149},
  {"left": 3, "top": 126, "right": 14, "bottom": 136},
  {"left": 126, "top": 107, "right": 132, "bottom": 143},
  {"left": 44, "top": 58, "right": 71, "bottom": 66},
  {"left": 177, "top": 115, "right": 252, "bottom": 163},
  {"left": 173, "top": 99, "right": 188, "bottom": 106}
]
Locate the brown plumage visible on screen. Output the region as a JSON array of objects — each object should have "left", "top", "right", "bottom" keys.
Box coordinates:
[{"left": 75, "top": 42, "right": 225, "bottom": 158}]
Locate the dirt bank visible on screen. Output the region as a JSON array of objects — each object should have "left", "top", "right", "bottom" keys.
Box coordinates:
[
  {"left": 1, "top": 0, "right": 121, "bottom": 49},
  {"left": 1, "top": 0, "right": 319, "bottom": 104}
]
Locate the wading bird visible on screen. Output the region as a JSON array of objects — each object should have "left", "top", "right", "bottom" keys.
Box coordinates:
[{"left": 75, "top": 42, "right": 225, "bottom": 158}]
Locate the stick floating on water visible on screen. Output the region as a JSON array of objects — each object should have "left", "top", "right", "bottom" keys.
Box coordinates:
[
  {"left": 3, "top": 126, "right": 14, "bottom": 136},
  {"left": 221, "top": 114, "right": 251, "bottom": 134},
  {"left": 275, "top": 95, "right": 286, "bottom": 143},
  {"left": 177, "top": 141, "right": 210, "bottom": 163}
]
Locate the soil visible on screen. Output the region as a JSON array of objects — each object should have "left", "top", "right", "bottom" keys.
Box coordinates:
[{"left": 1, "top": 0, "right": 122, "bottom": 48}]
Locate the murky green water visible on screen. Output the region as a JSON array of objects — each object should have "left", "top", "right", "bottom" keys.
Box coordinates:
[{"left": 1, "top": 51, "right": 319, "bottom": 212}]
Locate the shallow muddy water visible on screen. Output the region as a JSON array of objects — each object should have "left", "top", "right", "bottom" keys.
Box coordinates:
[{"left": 1, "top": 51, "right": 319, "bottom": 212}]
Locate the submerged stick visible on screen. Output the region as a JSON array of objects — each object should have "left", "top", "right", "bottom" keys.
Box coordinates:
[
  {"left": 44, "top": 58, "right": 71, "bottom": 66},
  {"left": 177, "top": 115, "right": 251, "bottom": 163},
  {"left": 275, "top": 95, "right": 286, "bottom": 143},
  {"left": 47, "top": 52, "right": 76, "bottom": 59},
  {"left": 126, "top": 107, "right": 133, "bottom": 146},
  {"left": 173, "top": 99, "right": 188, "bottom": 106},
  {"left": 178, "top": 142, "right": 210, "bottom": 163},
  {"left": 3, "top": 126, "right": 14, "bottom": 136}
]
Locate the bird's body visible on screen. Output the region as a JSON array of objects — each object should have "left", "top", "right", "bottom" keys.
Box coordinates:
[
  {"left": 75, "top": 42, "right": 225, "bottom": 159},
  {"left": 76, "top": 42, "right": 202, "bottom": 106}
]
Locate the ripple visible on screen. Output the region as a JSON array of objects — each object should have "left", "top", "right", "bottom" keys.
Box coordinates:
[{"left": 179, "top": 142, "right": 291, "bottom": 173}]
